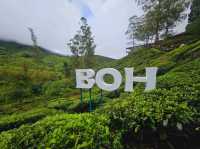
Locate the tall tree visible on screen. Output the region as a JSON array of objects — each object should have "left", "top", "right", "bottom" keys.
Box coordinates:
[
  {"left": 80, "top": 17, "right": 96, "bottom": 68},
  {"left": 125, "top": 16, "right": 142, "bottom": 48},
  {"left": 28, "top": 28, "right": 37, "bottom": 47},
  {"left": 28, "top": 27, "right": 40, "bottom": 57},
  {"left": 134, "top": 0, "right": 189, "bottom": 42},
  {"left": 134, "top": 0, "right": 164, "bottom": 42},
  {"left": 188, "top": 0, "right": 200, "bottom": 23},
  {"left": 186, "top": 0, "right": 200, "bottom": 35},
  {"left": 135, "top": 15, "right": 155, "bottom": 45},
  {"left": 67, "top": 33, "right": 83, "bottom": 68},
  {"left": 67, "top": 17, "right": 96, "bottom": 68},
  {"left": 161, "top": 0, "right": 189, "bottom": 37}
]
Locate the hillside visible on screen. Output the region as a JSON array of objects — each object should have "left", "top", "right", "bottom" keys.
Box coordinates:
[
  {"left": 0, "top": 40, "right": 114, "bottom": 113},
  {"left": 0, "top": 38, "right": 200, "bottom": 148},
  {"left": 0, "top": 40, "right": 114, "bottom": 71},
  {"left": 112, "top": 38, "right": 200, "bottom": 74}
]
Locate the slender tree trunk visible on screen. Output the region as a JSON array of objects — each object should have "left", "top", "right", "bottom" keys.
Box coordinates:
[
  {"left": 165, "top": 26, "right": 169, "bottom": 37},
  {"left": 145, "top": 36, "right": 150, "bottom": 47},
  {"left": 165, "top": 21, "right": 170, "bottom": 38},
  {"left": 155, "top": 24, "right": 160, "bottom": 43},
  {"left": 132, "top": 37, "right": 135, "bottom": 48},
  {"left": 155, "top": 0, "right": 161, "bottom": 43}
]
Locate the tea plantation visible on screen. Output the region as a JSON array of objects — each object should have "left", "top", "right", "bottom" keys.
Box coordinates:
[{"left": 0, "top": 39, "right": 200, "bottom": 149}]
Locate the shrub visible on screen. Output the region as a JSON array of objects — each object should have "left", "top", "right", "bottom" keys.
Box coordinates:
[
  {"left": 0, "top": 108, "right": 58, "bottom": 132},
  {"left": 186, "top": 18, "right": 200, "bottom": 35},
  {"left": 0, "top": 113, "right": 122, "bottom": 149},
  {"left": 98, "top": 89, "right": 198, "bottom": 148},
  {"left": 42, "top": 80, "right": 72, "bottom": 97}
]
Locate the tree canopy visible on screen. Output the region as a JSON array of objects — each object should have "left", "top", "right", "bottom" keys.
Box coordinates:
[
  {"left": 67, "top": 17, "right": 96, "bottom": 68},
  {"left": 128, "top": 0, "right": 190, "bottom": 44}
]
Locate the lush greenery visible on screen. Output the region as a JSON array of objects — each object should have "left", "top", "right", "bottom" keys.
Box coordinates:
[
  {"left": 68, "top": 17, "right": 96, "bottom": 69},
  {"left": 0, "top": 34, "right": 200, "bottom": 148},
  {"left": 0, "top": 113, "right": 123, "bottom": 149},
  {"left": 0, "top": 40, "right": 112, "bottom": 104},
  {"left": 186, "top": 0, "right": 200, "bottom": 36},
  {"left": 1, "top": 0, "right": 200, "bottom": 147},
  {"left": 126, "top": 0, "right": 189, "bottom": 45}
]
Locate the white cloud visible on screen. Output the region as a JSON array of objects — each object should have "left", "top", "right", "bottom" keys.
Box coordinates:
[
  {"left": 0, "top": 0, "right": 188, "bottom": 59},
  {"left": 0, "top": 0, "right": 81, "bottom": 55},
  {"left": 86, "top": 0, "right": 142, "bottom": 58}
]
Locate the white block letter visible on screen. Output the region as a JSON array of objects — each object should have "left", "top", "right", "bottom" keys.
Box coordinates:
[
  {"left": 96, "top": 68, "right": 122, "bottom": 91},
  {"left": 125, "top": 67, "right": 158, "bottom": 92},
  {"left": 76, "top": 69, "right": 95, "bottom": 89}
]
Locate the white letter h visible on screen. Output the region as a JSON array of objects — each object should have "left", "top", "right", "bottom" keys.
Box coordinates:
[{"left": 125, "top": 67, "right": 158, "bottom": 92}]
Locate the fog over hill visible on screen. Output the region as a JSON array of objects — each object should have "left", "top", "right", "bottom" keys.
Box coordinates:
[{"left": 0, "top": 0, "right": 188, "bottom": 59}]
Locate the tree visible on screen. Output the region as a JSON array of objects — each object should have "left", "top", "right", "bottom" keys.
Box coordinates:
[
  {"left": 188, "top": 0, "right": 200, "bottom": 23},
  {"left": 135, "top": 15, "right": 155, "bottom": 45},
  {"left": 67, "top": 17, "right": 96, "bottom": 68},
  {"left": 67, "top": 33, "right": 83, "bottom": 69},
  {"left": 126, "top": 14, "right": 156, "bottom": 49},
  {"left": 28, "top": 28, "right": 37, "bottom": 47},
  {"left": 186, "top": 0, "right": 200, "bottom": 35},
  {"left": 125, "top": 16, "right": 142, "bottom": 48},
  {"left": 28, "top": 27, "right": 40, "bottom": 57},
  {"left": 161, "top": 0, "right": 189, "bottom": 37},
  {"left": 80, "top": 17, "right": 96, "bottom": 68},
  {"left": 134, "top": 0, "right": 189, "bottom": 42},
  {"left": 134, "top": 0, "right": 165, "bottom": 42}
]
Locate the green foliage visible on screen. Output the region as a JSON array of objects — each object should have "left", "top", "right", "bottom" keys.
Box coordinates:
[
  {"left": 186, "top": 17, "right": 200, "bottom": 35},
  {"left": 0, "top": 39, "right": 113, "bottom": 105},
  {"left": 63, "top": 61, "right": 71, "bottom": 78},
  {"left": 42, "top": 79, "right": 73, "bottom": 97},
  {"left": 67, "top": 17, "right": 96, "bottom": 68},
  {"left": 0, "top": 113, "right": 121, "bottom": 149},
  {"left": 116, "top": 40, "right": 200, "bottom": 75},
  {"left": 110, "top": 47, "right": 164, "bottom": 73},
  {"left": 0, "top": 108, "right": 58, "bottom": 132},
  {"left": 134, "top": 0, "right": 189, "bottom": 42},
  {"left": 1, "top": 38, "right": 200, "bottom": 149},
  {"left": 186, "top": 0, "right": 200, "bottom": 36},
  {"left": 188, "top": 0, "right": 200, "bottom": 23},
  {"left": 96, "top": 56, "right": 200, "bottom": 148},
  {"left": 100, "top": 89, "right": 196, "bottom": 132}
]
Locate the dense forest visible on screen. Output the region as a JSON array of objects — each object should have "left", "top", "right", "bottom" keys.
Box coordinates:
[{"left": 0, "top": 0, "right": 200, "bottom": 148}]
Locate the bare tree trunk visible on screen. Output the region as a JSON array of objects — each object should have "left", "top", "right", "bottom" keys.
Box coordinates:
[
  {"left": 155, "top": 0, "right": 161, "bottom": 43},
  {"left": 165, "top": 23, "right": 169, "bottom": 38},
  {"left": 155, "top": 25, "right": 160, "bottom": 43},
  {"left": 145, "top": 36, "right": 150, "bottom": 47}
]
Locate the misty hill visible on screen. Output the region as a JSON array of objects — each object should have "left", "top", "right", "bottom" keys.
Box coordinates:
[
  {"left": 0, "top": 40, "right": 114, "bottom": 69},
  {"left": 0, "top": 37, "right": 200, "bottom": 148},
  {"left": 0, "top": 40, "right": 115, "bottom": 113}
]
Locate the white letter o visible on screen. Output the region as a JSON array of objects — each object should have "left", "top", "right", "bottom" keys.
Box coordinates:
[{"left": 95, "top": 68, "right": 122, "bottom": 91}]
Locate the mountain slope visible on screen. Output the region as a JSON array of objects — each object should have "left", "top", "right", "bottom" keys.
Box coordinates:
[
  {"left": 0, "top": 39, "right": 200, "bottom": 149},
  {"left": 0, "top": 40, "right": 114, "bottom": 108},
  {"left": 111, "top": 39, "right": 200, "bottom": 75}
]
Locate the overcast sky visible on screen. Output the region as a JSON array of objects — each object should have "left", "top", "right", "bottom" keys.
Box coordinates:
[{"left": 0, "top": 0, "right": 188, "bottom": 59}]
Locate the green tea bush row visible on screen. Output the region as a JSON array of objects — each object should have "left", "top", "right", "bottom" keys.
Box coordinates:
[
  {"left": 96, "top": 59, "right": 200, "bottom": 148},
  {"left": 0, "top": 113, "right": 122, "bottom": 149},
  {"left": 0, "top": 108, "right": 58, "bottom": 132}
]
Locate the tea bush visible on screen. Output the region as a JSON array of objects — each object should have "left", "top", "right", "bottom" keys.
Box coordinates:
[
  {"left": 96, "top": 58, "right": 200, "bottom": 148},
  {"left": 0, "top": 113, "right": 122, "bottom": 149},
  {"left": 0, "top": 108, "right": 58, "bottom": 132}
]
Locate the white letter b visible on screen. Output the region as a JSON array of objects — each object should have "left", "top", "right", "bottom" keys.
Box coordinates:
[{"left": 76, "top": 69, "right": 95, "bottom": 89}]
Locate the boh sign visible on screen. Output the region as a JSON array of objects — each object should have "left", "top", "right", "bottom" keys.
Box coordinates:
[
  {"left": 76, "top": 67, "right": 158, "bottom": 92},
  {"left": 75, "top": 67, "right": 158, "bottom": 111}
]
